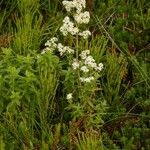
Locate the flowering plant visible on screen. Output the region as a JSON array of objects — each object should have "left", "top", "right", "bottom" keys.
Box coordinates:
[{"left": 42, "top": 0, "right": 106, "bottom": 127}]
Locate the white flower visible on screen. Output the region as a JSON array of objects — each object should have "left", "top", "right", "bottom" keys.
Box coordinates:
[
  {"left": 60, "top": 16, "right": 79, "bottom": 36},
  {"left": 63, "top": 16, "right": 70, "bottom": 23},
  {"left": 84, "top": 55, "right": 95, "bottom": 65},
  {"left": 72, "top": 59, "right": 79, "bottom": 70},
  {"left": 41, "top": 47, "right": 51, "bottom": 54},
  {"left": 80, "top": 50, "right": 90, "bottom": 59},
  {"left": 90, "top": 62, "right": 97, "bottom": 68},
  {"left": 79, "top": 30, "right": 91, "bottom": 39},
  {"left": 60, "top": 16, "right": 73, "bottom": 36},
  {"left": 45, "top": 37, "right": 58, "bottom": 48},
  {"left": 60, "top": 26, "right": 68, "bottom": 36},
  {"left": 42, "top": 37, "right": 58, "bottom": 54},
  {"left": 80, "top": 66, "right": 89, "bottom": 73},
  {"left": 70, "top": 27, "right": 79, "bottom": 35},
  {"left": 84, "top": 55, "right": 100, "bottom": 69},
  {"left": 64, "top": 46, "right": 74, "bottom": 54},
  {"left": 80, "top": 76, "right": 94, "bottom": 83},
  {"left": 50, "top": 37, "right": 58, "bottom": 43},
  {"left": 62, "top": 1, "right": 74, "bottom": 12},
  {"left": 86, "top": 76, "right": 94, "bottom": 82},
  {"left": 73, "top": 0, "right": 86, "bottom": 13},
  {"left": 95, "top": 63, "right": 104, "bottom": 71},
  {"left": 57, "top": 43, "right": 74, "bottom": 56},
  {"left": 74, "top": 0, "right": 86, "bottom": 9},
  {"left": 74, "top": 11, "right": 90, "bottom": 24},
  {"left": 67, "top": 93, "right": 73, "bottom": 100},
  {"left": 62, "top": 0, "right": 86, "bottom": 13},
  {"left": 57, "top": 43, "right": 65, "bottom": 56}
]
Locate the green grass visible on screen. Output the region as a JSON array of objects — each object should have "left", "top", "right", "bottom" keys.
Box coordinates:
[{"left": 0, "top": 0, "right": 150, "bottom": 149}]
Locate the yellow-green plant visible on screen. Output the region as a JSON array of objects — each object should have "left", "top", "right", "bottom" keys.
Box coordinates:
[
  {"left": 0, "top": 48, "right": 60, "bottom": 149},
  {"left": 13, "top": 0, "right": 44, "bottom": 55},
  {"left": 76, "top": 128, "right": 104, "bottom": 150}
]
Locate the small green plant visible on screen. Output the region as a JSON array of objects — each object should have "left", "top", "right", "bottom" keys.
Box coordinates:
[
  {"left": 0, "top": 47, "right": 60, "bottom": 149},
  {"left": 76, "top": 128, "right": 104, "bottom": 150}
]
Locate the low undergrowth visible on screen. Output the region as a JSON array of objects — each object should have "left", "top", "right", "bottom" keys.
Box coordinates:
[{"left": 0, "top": 0, "right": 150, "bottom": 149}]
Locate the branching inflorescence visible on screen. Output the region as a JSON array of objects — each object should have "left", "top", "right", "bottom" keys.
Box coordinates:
[{"left": 42, "top": 0, "right": 103, "bottom": 101}]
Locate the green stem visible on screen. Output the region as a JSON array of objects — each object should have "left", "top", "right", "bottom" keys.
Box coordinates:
[
  {"left": 76, "top": 34, "right": 79, "bottom": 60},
  {"left": 76, "top": 33, "right": 81, "bottom": 89}
]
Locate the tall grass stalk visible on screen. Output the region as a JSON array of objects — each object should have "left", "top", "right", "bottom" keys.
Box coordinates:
[{"left": 13, "top": 0, "right": 44, "bottom": 55}]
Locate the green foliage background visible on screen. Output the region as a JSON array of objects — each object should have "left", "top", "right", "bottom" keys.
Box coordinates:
[{"left": 0, "top": 0, "right": 150, "bottom": 149}]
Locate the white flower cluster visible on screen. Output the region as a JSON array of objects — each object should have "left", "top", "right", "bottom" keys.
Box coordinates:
[
  {"left": 80, "top": 76, "right": 94, "bottom": 83},
  {"left": 42, "top": 37, "right": 74, "bottom": 56},
  {"left": 80, "top": 65, "right": 89, "bottom": 73},
  {"left": 42, "top": 37, "right": 58, "bottom": 54},
  {"left": 72, "top": 59, "right": 80, "bottom": 70},
  {"left": 80, "top": 50, "right": 90, "bottom": 59},
  {"left": 41, "top": 0, "right": 104, "bottom": 101},
  {"left": 81, "top": 50, "right": 104, "bottom": 72},
  {"left": 62, "top": 1, "right": 74, "bottom": 12},
  {"left": 62, "top": 0, "right": 86, "bottom": 13},
  {"left": 60, "top": 0, "right": 91, "bottom": 39},
  {"left": 74, "top": 11, "right": 90, "bottom": 24},
  {"left": 60, "top": 16, "right": 79, "bottom": 36},
  {"left": 57, "top": 43, "right": 74, "bottom": 56},
  {"left": 80, "top": 50, "right": 104, "bottom": 72},
  {"left": 79, "top": 30, "right": 91, "bottom": 39},
  {"left": 72, "top": 50, "right": 104, "bottom": 83},
  {"left": 45, "top": 37, "right": 58, "bottom": 47}
]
